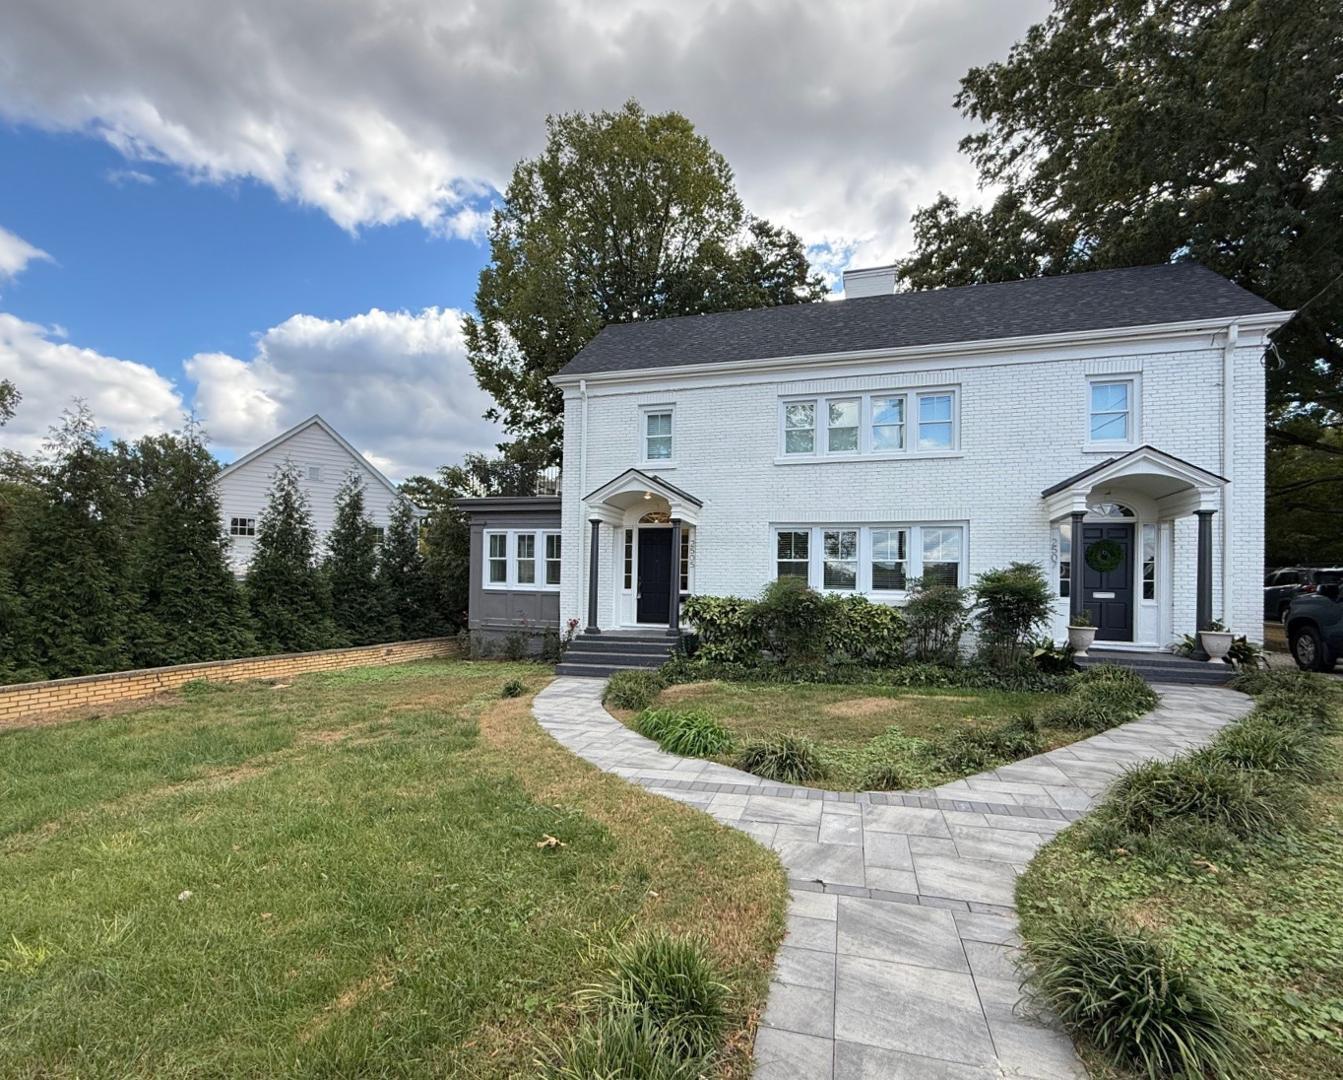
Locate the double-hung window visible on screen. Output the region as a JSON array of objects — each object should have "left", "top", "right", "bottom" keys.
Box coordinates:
[
  {"left": 643, "top": 408, "right": 673, "bottom": 462},
  {"left": 781, "top": 388, "right": 957, "bottom": 458},
  {"left": 822, "top": 529, "right": 859, "bottom": 590},
  {"left": 774, "top": 524, "right": 965, "bottom": 593},
  {"left": 484, "top": 530, "right": 561, "bottom": 590},
  {"left": 1089, "top": 379, "right": 1134, "bottom": 443}
]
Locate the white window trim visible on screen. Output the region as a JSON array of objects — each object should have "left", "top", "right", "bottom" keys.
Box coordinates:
[
  {"left": 228, "top": 516, "right": 257, "bottom": 537},
  {"left": 639, "top": 403, "right": 676, "bottom": 468},
  {"left": 1084, "top": 374, "right": 1141, "bottom": 453},
  {"left": 482, "top": 529, "right": 562, "bottom": 591},
  {"left": 777, "top": 387, "right": 961, "bottom": 464},
  {"left": 771, "top": 522, "right": 967, "bottom": 598}
]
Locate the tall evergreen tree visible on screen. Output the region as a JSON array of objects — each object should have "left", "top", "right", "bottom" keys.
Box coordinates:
[
  {"left": 246, "top": 459, "right": 338, "bottom": 653},
  {"left": 324, "top": 470, "right": 381, "bottom": 645},
  {"left": 376, "top": 497, "right": 432, "bottom": 640},
  {"left": 9, "top": 404, "right": 131, "bottom": 677},
  {"left": 123, "top": 421, "right": 256, "bottom": 667}
]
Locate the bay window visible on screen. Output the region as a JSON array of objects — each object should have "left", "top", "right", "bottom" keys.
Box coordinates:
[{"left": 773, "top": 523, "right": 966, "bottom": 593}]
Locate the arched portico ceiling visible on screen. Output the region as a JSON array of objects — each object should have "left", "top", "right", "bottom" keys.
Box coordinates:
[
  {"left": 584, "top": 468, "right": 702, "bottom": 526},
  {"left": 1042, "top": 445, "right": 1227, "bottom": 521}
]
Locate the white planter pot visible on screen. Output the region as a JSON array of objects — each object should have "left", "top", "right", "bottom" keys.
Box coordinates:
[
  {"left": 1200, "top": 630, "right": 1234, "bottom": 662},
  {"left": 1068, "top": 625, "right": 1097, "bottom": 657}
]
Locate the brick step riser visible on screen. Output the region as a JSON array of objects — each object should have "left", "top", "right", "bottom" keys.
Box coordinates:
[
  {"left": 566, "top": 642, "right": 676, "bottom": 656},
  {"left": 555, "top": 662, "right": 661, "bottom": 678}
]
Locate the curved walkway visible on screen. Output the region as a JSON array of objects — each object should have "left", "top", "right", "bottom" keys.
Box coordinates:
[{"left": 532, "top": 678, "right": 1253, "bottom": 1080}]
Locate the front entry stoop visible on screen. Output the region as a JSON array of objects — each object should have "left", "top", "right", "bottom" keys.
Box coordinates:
[
  {"left": 1077, "top": 648, "right": 1236, "bottom": 686},
  {"left": 555, "top": 630, "right": 679, "bottom": 678}
]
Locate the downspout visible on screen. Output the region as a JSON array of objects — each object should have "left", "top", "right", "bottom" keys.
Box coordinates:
[
  {"left": 579, "top": 379, "right": 589, "bottom": 629},
  {"left": 1221, "top": 322, "right": 1238, "bottom": 625}
]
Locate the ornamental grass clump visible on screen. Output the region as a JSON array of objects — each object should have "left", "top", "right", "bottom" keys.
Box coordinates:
[
  {"left": 500, "top": 677, "right": 526, "bottom": 699},
  {"left": 604, "top": 669, "right": 668, "bottom": 711},
  {"left": 1022, "top": 914, "right": 1246, "bottom": 1079},
  {"left": 935, "top": 715, "right": 1044, "bottom": 773},
  {"left": 636, "top": 708, "right": 734, "bottom": 757},
  {"left": 543, "top": 1010, "right": 706, "bottom": 1080},
  {"left": 1043, "top": 664, "right": 1158, "bottom": 731},
  {"left": 1209, "top": 713, "right": 1334, "bottom": 784},
  {"left": 734, "top": 733, "right": 824, "bottom": 785}
]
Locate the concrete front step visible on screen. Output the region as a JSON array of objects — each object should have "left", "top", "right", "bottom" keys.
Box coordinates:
[{"left": 1078, "top": 650, "right": 1235, "bottom": 685}]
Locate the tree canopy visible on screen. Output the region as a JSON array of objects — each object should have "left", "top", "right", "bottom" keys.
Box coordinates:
[
  {"left": 898, "top": 0, "right": 1342, "bottom": 562},
  {"left": 465, "top": 100, "right": 826, "bottom": 457}
]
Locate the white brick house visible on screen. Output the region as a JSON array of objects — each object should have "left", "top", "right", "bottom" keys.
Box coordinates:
[
  {"left": 216, "top": 415, "right": 406, "bottom": 572},
  {"left": 490, "top": 264, "right": 1290, "bottom": 653}
]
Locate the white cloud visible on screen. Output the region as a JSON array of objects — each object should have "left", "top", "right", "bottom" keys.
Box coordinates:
[
  {"left": 0, "top": 0, "right": 1049, "bottom": 262},
  {"left": 105, "top": 167, "right": 156, "bottom": 186},
  {"left": 0, "top": 312, "right": 183, "bottom": 455},
  {"left": 186, "top": 307, "right": 500, "bottom": 479},
  {"left": 0, "top": 226, "right": 52, "bottom": 280}
]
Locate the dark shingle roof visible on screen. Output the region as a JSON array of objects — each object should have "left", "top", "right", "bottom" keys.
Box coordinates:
[{"left": 555, "top": 263, "right": 1283, "bottom": 378}]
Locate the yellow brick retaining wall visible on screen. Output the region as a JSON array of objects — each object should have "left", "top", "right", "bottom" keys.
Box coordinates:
[{"left": 0, "top": 638, "right": 460, "bottom": 726}]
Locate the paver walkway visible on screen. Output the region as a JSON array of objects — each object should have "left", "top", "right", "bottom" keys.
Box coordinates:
[{"left": 532, "top": 678, "right": 1253, "bottom": 1079}]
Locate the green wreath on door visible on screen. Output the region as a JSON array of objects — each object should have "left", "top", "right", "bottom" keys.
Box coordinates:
[{"left": 1084, "top": 538, "right": 1124, "bottom": 574}]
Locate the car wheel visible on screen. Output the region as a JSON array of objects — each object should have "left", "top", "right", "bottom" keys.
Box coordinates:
[{"left": 1291, "top": 624, "right": 1335, "bottom": 672}]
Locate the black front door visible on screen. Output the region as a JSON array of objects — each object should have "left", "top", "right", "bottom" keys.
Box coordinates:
[
  {"left": 636, "top": 529, "right": 673, "bottom": 624},
  {"left": 1082, "top": 523, "right": 1135, "bottom": 642}
]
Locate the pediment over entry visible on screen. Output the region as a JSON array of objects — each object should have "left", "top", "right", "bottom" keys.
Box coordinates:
[
  {"left": 584, "top": 468, "right": 702, "bottom": 526},
  {"left": 1042, "top": 445, "right": 1226, "bottom": 521}
]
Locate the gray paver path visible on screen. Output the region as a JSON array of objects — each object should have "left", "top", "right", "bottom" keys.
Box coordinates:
[{"left": 532, "top": 678, "right": 1253, "bottom": 1079}]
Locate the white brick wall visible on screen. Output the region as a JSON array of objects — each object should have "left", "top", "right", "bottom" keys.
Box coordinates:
[{"left": 559, "top": 333, "right": 1268, "bottom": 646}]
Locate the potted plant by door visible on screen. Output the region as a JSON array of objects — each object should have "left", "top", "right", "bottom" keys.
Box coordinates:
[
  {"left": 1199, "top": 619, "right": 1235, "bottom": 663},
  {"left": 1068, "top": 609, "right": 1097, "bottom": 657}
]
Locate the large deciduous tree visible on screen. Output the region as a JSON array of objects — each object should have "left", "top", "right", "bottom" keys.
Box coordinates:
[
  {"left": 898, "top": 0, "right": 1343, "bottom": 563},
  {"left": 465, "top": 100, "right": 826, "bottom": 457}
]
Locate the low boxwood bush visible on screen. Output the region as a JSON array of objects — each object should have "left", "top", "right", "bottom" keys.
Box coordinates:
[
  {"left": 1099, "top": 749, "right": 1304, "bottom": 848},
  {"left": 1023, "top": 914, "right": 1245, "bottom": 1078},
  {"left": 734, "top": 733, "right": 824, "bottom": 785},
  {"left": 581, "top": 932, "right": 728, "bottom": 1063},
  {"left": 636, "top": 708, "right": 735, "bottom": 757},
  {"left": 604, "top": 669, "right": 668, "bottom": 711}
]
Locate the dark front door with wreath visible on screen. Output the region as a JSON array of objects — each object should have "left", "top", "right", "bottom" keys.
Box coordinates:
[{"left": 1081, "top": 524, "right": 1134, "bottom": 642}]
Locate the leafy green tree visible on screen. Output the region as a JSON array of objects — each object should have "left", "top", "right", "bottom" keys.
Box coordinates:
[
  {"left": 246, "top": 460, "right": 338, "bottom": 653},
  {"left": 7, "top": 404, "right": 131, "bottom": 677},
  {"left": 376, "top": 497, "right": 433, "bottom": 640},
  {"left": 465, "top": 100, "right": 826, "bottom": 457},
  {"left": 0, "top": 380, "right": 18, "bottom": 425},
  {"left": 324, "top": 470, "right": 382, "bottom": 644},
  {"left": 122, "top": 422, "right": 255, "bottom": 667},
  {"left": 898, "top": 0, "right": 1342, "bottom": 560}
]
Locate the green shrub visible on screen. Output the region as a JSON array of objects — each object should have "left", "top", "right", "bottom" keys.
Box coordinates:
[
  {"left": 680, "top": 595, "right": 762, "bottom": 664},
  {"left": 734, "top": 733, "right": 824, "bottom": 785},
  {"left": 1023, "top": 914, "right": 1245, "bottom": 1078},
  {"left": 1209, "top": 713, "right": 1333, "bottom": 783},
  {"left": 972, "top": 562, "right": 1055, "bottom": 669},
  {"left": 823, "top": 594, "right": 906, "bottom": 666},
  {"left": 1073, "top": 663, "right": 1159, "bottom": 711},
  {"left": 1101, "top": 751, "right": 1304, "bottom": 845},
  {"left": 543, "top": 1009, "right": 706, "bottom": 1080},
  {"left": 604, "top": 669, "right": 668, "bottom": 711},
  {"left": 636, "top": 708, "right": 735, "bottom": 757},
  {"left": 1228, "top": 667, "right": 1329, "bottom": 699},
  {"left": 500, "top": 677, "right": 526, "bottom": 699},
  {"left": 1042, "top": 667, "right": 1158, "bottom": 730},
  {"left": 581, "top": 932, "right": 728, "bottom": 1063},
  {"left": 755, "top": 577, "right": 828, "bottom": 665},
  {"left": 935, "top": 716, "right": 1044, "bottom": 773},
  {"left": 904, "top": 578, "right": 969, "bottom": 663},
  {"left": 859, "top": 758, "right": 925, "bottom": 791}
]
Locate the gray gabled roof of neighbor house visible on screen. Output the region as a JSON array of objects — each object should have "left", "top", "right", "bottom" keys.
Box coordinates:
[{"left": 554, "top": 263, "right": 1285, "bottom": 379}]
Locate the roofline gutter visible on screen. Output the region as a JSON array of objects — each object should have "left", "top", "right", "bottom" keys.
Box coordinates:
[{"left": 549, "top": 310, "right": 1293, "bottom": 389}]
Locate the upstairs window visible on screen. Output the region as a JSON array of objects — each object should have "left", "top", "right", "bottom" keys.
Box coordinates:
[
  {"left": 643, "top": 408, "right": 673, "bottom": 462},
  {"left": 783, "top": 402, "right": 816, "bottom": 455},
  {"left": 1090, "top": 380, "right": 1133, "bottom": 443},
  {"left": 917, "top": 393, "right": 955, "bottom": 450},
  {"left": 229, "top": 517, "right": 256, "bottom": 537},
  {"left": 307, "top": 466, "right": 322, "bottom": 482},
  {"left": 827, "top": 399, "right": 860, "bottom": 453},
  {"left": 871, "top": 396, "right": 905, "bottom": 451}
]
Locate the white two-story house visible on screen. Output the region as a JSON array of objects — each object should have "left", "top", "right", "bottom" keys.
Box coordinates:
[{"left": 461, "top": 263, "right": 1290, "bottom": 663}]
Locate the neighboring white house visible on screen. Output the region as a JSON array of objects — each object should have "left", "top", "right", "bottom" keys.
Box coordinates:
[
  {"left": 216, "top": 414, "right": 406, "bottom": 572},
  {"left": 525, "top": 262, "right": 1291, "bottom": 651}
]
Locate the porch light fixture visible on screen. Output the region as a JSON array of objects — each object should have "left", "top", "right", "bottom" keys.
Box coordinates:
[{"left": 643, "top": 491, "right": 653, "bottom": 500}]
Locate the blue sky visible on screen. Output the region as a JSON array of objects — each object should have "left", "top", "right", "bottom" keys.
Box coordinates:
[{"left": 0, "top": 0, "right": 1047, "bottom": 477}]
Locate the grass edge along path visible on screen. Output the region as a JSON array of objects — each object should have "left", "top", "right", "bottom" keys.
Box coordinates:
[
  {"left": 1015, "top": 670, "right": 1343, "bottom": 1080},
  {"left": 0, "top": 658, "right": 788, "bottom": 1079}
]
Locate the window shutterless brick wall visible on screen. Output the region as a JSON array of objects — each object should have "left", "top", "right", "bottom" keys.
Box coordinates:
[{"left": 0, "top": 638, "right": 460, "bottom": 726}]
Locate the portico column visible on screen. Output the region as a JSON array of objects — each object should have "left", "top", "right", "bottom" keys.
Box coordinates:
[
  {"left": 668, "top": 518, "right": 682, "bottom": 636},
  {"left": 586, "top": 518, "right": 601, "bottom": 634},
  {"left": 1068, "top": 511, "right": 1086, "bottom": 625},
  {"left": 1191, "top": 509, "right": 1216, "bottom": 660}
]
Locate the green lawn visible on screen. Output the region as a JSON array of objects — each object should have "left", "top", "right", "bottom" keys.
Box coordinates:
[
  {"left": 0, "top": 660, "right": 787, "bottom": 1078},
  {"left": 613, "top": 679, "right": 1065, "bottom": 789}
]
